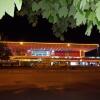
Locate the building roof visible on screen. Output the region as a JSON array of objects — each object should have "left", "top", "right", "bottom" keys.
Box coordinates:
[{"left": 0, "top": 41, "right": 99, "bottom": 52}]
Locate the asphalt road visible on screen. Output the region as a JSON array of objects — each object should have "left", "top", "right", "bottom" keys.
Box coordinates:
[{"left": 0, "top": 69, "right": 100, "bottom": 100}]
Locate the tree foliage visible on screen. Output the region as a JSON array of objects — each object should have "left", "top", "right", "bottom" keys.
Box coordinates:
[
  {"left": 1, "top": 0, "right": 100, "bottom": 40},
  {"left": 0, "top": 0, "right": 22, "bottom": 19}
]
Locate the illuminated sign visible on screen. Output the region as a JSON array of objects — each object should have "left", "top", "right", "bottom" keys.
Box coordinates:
[{"left": 31, "top": 50, "right": 50, "bottom": 56}]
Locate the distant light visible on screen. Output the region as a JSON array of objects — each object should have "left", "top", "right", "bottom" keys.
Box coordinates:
[
  {"left": 80, "top": 59, "right": 82, "bottom": 62},
  {"left": 70, "top": 62, "right": 78, "bottom": 66},
  {"left": 51, "top": 62, "right": 54, "bottom": 66},
  {"left": 27, "top": 49, "right": 31, "bottom": 53},
  {"left": 67, "top": 43, "right": 70, "bottom": 47},
  {"left": 97, "top": 44, "right": 99, "bottom": 48},
  {"left": 19, "top": 42, "right": 23, "bottom": 45},
  {"left": 65, "top": 56, "right": 68, "bottom": 58},
  {"left": 84, "top": 50, "right": 86, "bottom": 53},
  {"left": 53, "top": 56, "right": 59, "bottom": 58},
  {"left": 96, "top": 57, "right": 100, "bottom": 59},
  {"left": 52, "top": 50, "right": 55, "bottom": 53},
  {"left": 91, "top": 57, "right": 95, "bottom": 58}
]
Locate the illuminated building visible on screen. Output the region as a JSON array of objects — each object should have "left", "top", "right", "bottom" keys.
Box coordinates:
[{"left": 0, "top": 41, "right": 99, "bottom": 66}]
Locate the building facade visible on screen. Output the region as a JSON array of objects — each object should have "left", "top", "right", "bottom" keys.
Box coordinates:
[
  {"left": 1, "top": 41, "right": 98, "bottom": 58},
  {"left": 0, "top": 41, "right": 99, "bottom": 66}
]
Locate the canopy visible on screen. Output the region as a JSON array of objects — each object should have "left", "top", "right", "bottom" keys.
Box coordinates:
[{"left": 1, "top": 41, "right": 99, "bottom": 52}]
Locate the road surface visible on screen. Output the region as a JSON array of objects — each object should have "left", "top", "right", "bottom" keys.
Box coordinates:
[{"left": 0, "top": 69, "right": 100, "bottom": 100}]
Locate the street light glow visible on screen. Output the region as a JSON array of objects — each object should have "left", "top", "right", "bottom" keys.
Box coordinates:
[
  {"left": 67, "top": 43, "right": 70, "bottom": 47},
  {"left": 19, "top": 42, "right": 24, "bottom": 45}
]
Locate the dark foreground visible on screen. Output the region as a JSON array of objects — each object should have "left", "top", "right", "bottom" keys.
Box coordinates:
[{"left": 0, "top": 68, "right": 100, "bottom": 100}]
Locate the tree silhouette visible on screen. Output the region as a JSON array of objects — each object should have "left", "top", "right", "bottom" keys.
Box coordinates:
[{"left": 0, "top": 43, "right": 12, "bottom": 60}]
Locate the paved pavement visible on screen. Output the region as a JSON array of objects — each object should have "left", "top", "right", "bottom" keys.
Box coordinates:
[{"left": 0, "top": 69, "right": 100, "bottom": 100}]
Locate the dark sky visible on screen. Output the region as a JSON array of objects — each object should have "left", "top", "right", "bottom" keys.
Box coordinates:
[{"left": 0, "top": 14, "right": 100, "bottom": 44}]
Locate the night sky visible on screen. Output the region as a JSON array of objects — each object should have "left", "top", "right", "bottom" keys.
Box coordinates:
[{"left": 0, "top": 14, "right": 100, "bottom": 44}]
